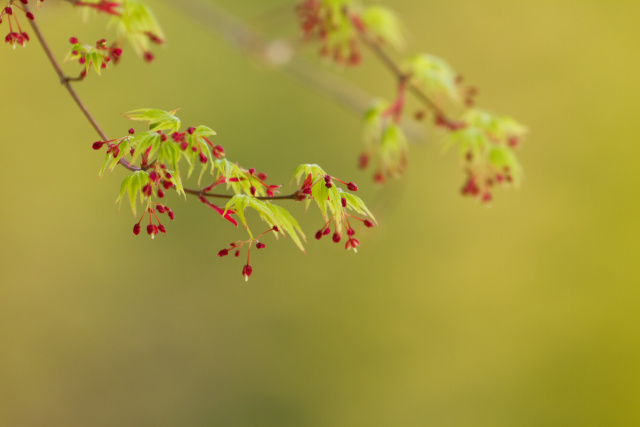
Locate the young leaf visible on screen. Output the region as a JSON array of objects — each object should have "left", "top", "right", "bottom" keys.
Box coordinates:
[{"left": 124, "top": 108, "right": 181, "bottom": 133}]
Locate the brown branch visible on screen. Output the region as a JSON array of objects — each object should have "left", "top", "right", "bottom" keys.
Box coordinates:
[
  {"left": 25, "top": 3, "right": 299, "bottom": 204},
  {"left": 25, "top": 5, "right": 139, "bottom": 172},
  {"left": 174, "top": 0, "right": 425, "bottom": 142},
  {"left": 184, "top": 187, "right": 299, "bottom": 201},
  {"left": 355, "top": 23, "right": 448, "bottom": 120}
]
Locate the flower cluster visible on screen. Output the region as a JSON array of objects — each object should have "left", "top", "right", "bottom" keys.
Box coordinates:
[
  {"left": 296, "top": 0, "right": 362, "bottom": 65},
  {"left": 71, "top": 0, "right": 164, "bottom": 62},
  {"left": 132, "top": 202, "right": 174, "bottom": 238},
  {"left": 217, "top": 225, "right": 278, "bottom": 281},
  {"left": 2, "top": 1, "right": 35, "bottom": 49},
  {"left": 295, "top": 164, "right": 376, "bottom": 252},
  {"left": 67, "top": 37, "right": 122, "bottom": 78},
  {"left": 444, "top": 109, "right": 526, "bottom": 203}
]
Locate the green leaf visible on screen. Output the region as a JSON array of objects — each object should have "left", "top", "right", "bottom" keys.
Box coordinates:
[
  {"left": 406, "top": 53, "right": 460, "bottom": 103},
  {"left": 342, "top": 192, "right": 376, "bottom": 223},
  {"left": 110, "top": 0, "right": 164, "bottom": 57},
  {"left": 362, "top": 6, "right": 404, "bottom": 50},
  {"left": 115, "top": 170, "right": 150, "bottom": 216},
  {"left": 125, "top": 108, "right": 181, "bottom": 133},
  {"left": 267, "top": 204, "right": 306, "bottom": 252}
]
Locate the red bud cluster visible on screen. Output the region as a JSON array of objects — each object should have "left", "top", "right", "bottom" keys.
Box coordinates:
[
  {"left": 1, "top": 2, "right": 34, "bottom": 49},
  {"left": 296, "top": 0, "right": 363, "bottom": 66},
  {"left": 133, "top": 203, "right": 173, "bottom": 239}
]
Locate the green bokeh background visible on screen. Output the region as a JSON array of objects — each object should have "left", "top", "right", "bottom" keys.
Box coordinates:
[{"left": 1, "top": 0, "right": 639, "bottom": 425}]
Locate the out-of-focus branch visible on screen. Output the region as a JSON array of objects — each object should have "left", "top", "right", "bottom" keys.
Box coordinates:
[{"left": 175, "top": 0, "right": 425, "bottom": 142}]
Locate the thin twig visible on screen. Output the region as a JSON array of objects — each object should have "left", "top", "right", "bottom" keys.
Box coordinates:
[
  {"left": 175, "top": 0, "right": 425, "bottom": 141},
  {"left": 356, "top": 27, "right": 447, "bottom": 120},
  {"left": 26, "top": 2, "right": 299, "bottom": 202},
  {"left": 25, "top": 4, "right": 139, "bottom": 172}
]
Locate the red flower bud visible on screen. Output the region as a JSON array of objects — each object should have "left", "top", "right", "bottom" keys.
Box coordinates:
[
  {"left": 341, "top": 197, "right": 347, "bottom": 208},
  {"left": 187, "top": 126, "right": 196, "bottom": 134},
  {"left": 250, "top": 186, "right": 257, "bottom": 196},
  {"left": 158, "top": 224, "right": 166, "bottom": 233},
  {"left": 256, "top": 242, "right": 266, "bottom": 249},
  {"left": 323, "top": 227, "right": 331, "bottom": 235},
  {"left": 26, "top": 12, "right": 34, "bottom": 20},
  {"left": 168, "top": 211, "right": 175, "bottom": 220},
  {"left": 92, "top": 141, "right": 104, "bottom": 150},
  {"left": 364, "top": 219, "right": 374, "bottom": 228},
  {"left": 242, "top": 264, "right": 253, "bottom": 281},
  {"left": 199, "top": 152, "right": 208, "bottom": 164},
  {"left": 347, "top": 182, "right": 358, "bottom": 191},
  {"left": 272, "top": 225, "right": 280, "bottom": 232},
  {"left": 358, "top": 153, "right": 370, "bottom": 170},
  {"left": 332, "top": 232, "right": 341, "bottom": 243},
  {"left": 133, "top": 223, "right": 141, "bottom": 235},
  {"left": 156, "top": 205, "right": 165, "bottom": 213},
  {"left": 218, "top": 249, "right": 229, "bottom": 257},
  {"left": 146, "top": 224, "right": 155, "bottom": 235},
  {"left": 315, "top": 230, "right": 323, "bottom": 240}
]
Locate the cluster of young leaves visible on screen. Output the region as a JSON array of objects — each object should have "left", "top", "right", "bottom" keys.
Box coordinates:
[
  {"left": 66, "top": 37, "right": 122, "bottom": 77},
  {"left": 297, "top": 0, "right": 527, "bottom": 203},
  {"left": 95, "top": 109, "right": 376, "bottom": 280},
  {"left": 294, "top": 164, "right": 376, "bottom": 250},
  {"left": 297, "top": 0, "right": 403, "bottom": 65},
  {"left": 72, "top": 0, "right": 164, "bottom": 61}
]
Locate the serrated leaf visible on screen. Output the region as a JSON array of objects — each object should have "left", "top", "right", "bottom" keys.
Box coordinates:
[
  {"left": 407, "top": 53, "right": 460, "bottom": 103},
  {"left": 116, "top": 170, "right": 149, "bottom": 216},
  {"left": 342, "top": 192, "right": 376, "bottom": 223},
  {"left": 362, "top": 6, "right": 404, "bottom": 50},
  {"left": 125, "top": 108, "right": 181, "bottom": 133}
]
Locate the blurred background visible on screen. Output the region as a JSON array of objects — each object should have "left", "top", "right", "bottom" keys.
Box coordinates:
[{"left": 1, "top": 0, "right": 639, "bottom": 425}]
